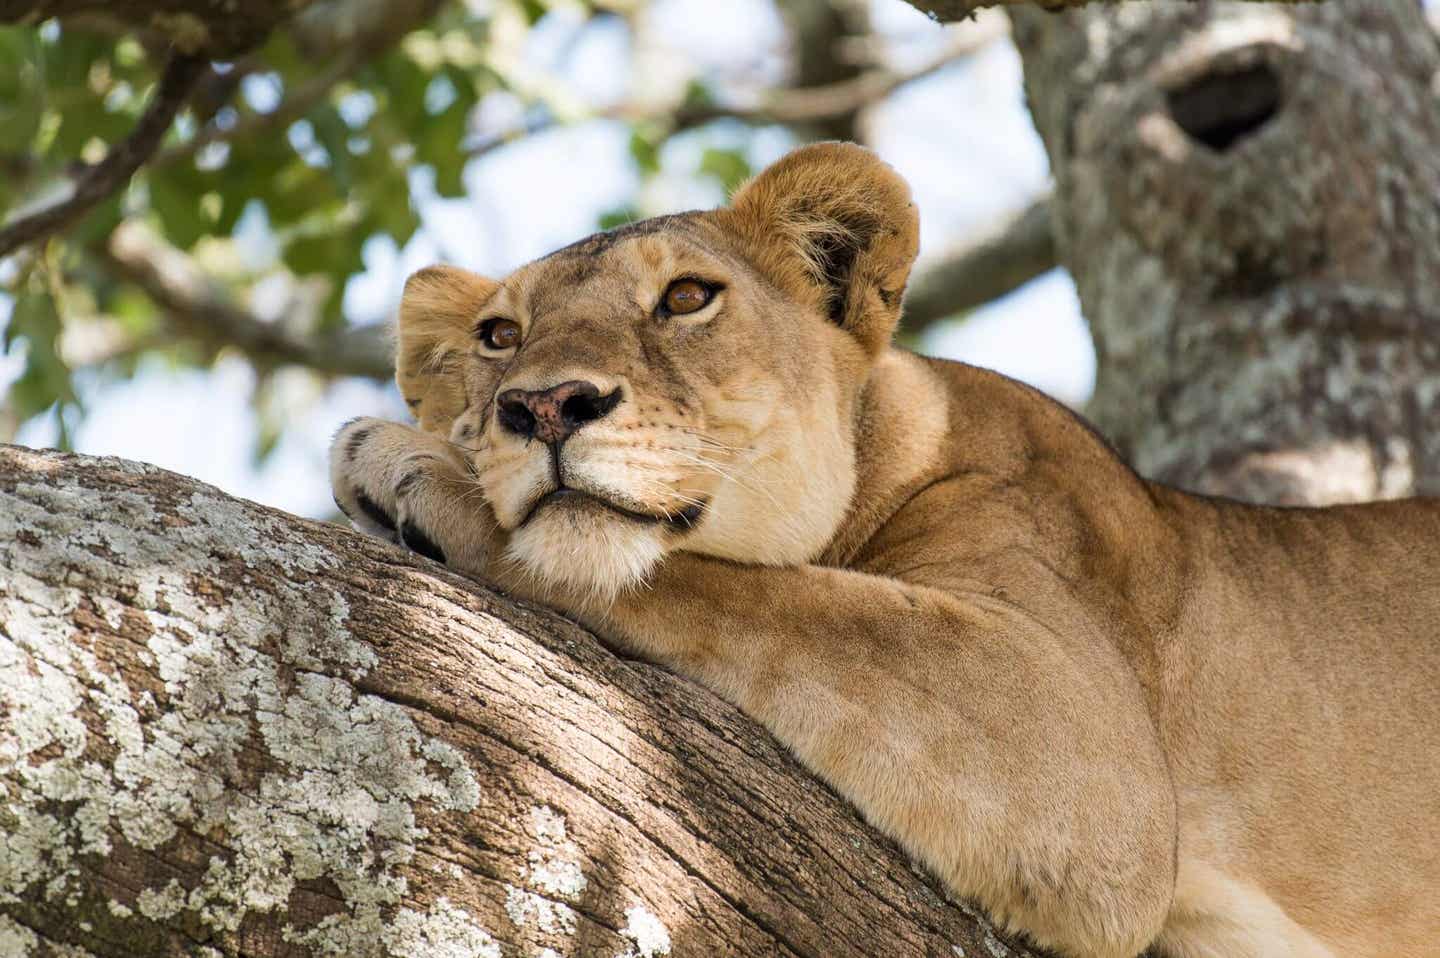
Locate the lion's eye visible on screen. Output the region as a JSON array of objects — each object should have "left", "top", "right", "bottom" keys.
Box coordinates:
[
  {"left": 478, "top": 318, "right": 522, "bottom": 350},
  {"left": 662, "top": 279, "right": 715, "bottom": 316}
]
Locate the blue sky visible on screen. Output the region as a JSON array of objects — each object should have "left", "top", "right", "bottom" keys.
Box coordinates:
[{"left": 2, "top": 1, "right": 1092, "bottom": 517}]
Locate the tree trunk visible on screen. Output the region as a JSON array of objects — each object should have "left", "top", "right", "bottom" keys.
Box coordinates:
[
  {"left": 776, "top": 0, "right": 870, "bottom": 143},
  {"left": 1010, "top": 1, "right": 1440, "bottom": 503},
  {"left": 0, "top": 445, "right": 1042, "bottom": 958}
]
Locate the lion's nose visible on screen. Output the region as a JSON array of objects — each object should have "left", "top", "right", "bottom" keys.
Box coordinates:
[{"left": 495, "top": 380, "right": 622, "bottom": 444}]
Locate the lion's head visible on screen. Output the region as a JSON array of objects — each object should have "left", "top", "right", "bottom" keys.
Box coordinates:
[{"left": 394, "top": 143, "right": 920, "bottom": 600}]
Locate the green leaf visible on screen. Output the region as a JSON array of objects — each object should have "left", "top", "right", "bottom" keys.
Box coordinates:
[
  {"left": 208, "top": 134, "right": 304, "bottom": 226},
  {"left": 0, "top": 33, "right": 42, "bottom": 155},
  {"left": 251, "top": 371, "right": 284, "bottom": 466},
  {"left": 212, "top": 187, "right": 246, "bottom": 235},
  {"left": 419, "top": 108, "right": 470, "bottom": 196},
  {"left": 309, "top": 105, "right": 355, "bottom": 190},
  {"left": 316, "top": 283, "right": 347, "bottom": 334},
  {"left": 103, "top": 286, "right": 161, "bottom": 335},
  {"left": 266, "top": 164, "right": 340, "bottom": 226},
  {"left": 370, "top": 49, "right": 431, "bottom": 120},
  {"left": 6, "top": 285, "right": 80, "bottom": 445},
  {"left": 679, "top": 78, "right": 716, "bottom": 112},
  {"left": 283, "top": 231, "right": 362, "bottom": 277},
  {"left": 67, "top": 191, "right": 124, "bottom": 248},
  {"left": 368, "top": 188, "right": 421, "bottom": 247},
  {"left": 405, "top": 65, "right": 478, "bottom": 198},
  {"left": 257, "top": 31, "right": 304, "bottom": 79},
  {"left": 149, "top": 171, "right": 211, "bottom": 249},
  {"left": 628, "top": 128, "right": 661, "bottom": 175},
  {"left": 253, "top": 419, "right": 282, "bottom": 465},
  {"left": 597, "top": 205, "right": 639, "bottom": 230},
  {"left": 699, "top": 147, "right": 752, "bottom": 193}
]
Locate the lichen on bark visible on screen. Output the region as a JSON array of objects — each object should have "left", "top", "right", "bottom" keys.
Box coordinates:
[
  {"left": 1, "top": 449, "right": 489, "bottom": 956},
  {"left": 1010, "top": 1, "right": 1440, "bottom": 505},
  {"left": 1, "top": 445, "right": 1039, "bottom": 957}
]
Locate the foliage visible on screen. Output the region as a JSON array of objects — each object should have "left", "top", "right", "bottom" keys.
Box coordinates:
[
  {"left": 0, "top": 0, "right": 769, "bottom": 454},
  {"left": 0, "top": 0, "right": 994, "bottom": 462}
]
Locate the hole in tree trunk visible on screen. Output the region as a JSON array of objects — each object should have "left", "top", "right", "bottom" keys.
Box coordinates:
[{"left": 1166, "top": 63, "right": 1282, "bottom": 151}]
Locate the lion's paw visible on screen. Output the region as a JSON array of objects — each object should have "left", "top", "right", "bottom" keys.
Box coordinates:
[
  {"left": 329, "top": 416, "right": 503, "bottom": 574},
  {"left": 331, "top": 417, "right": 400, "bottom": 542},
  {"left": 329, "top": 416, "right": 453, "bottom": 563}
]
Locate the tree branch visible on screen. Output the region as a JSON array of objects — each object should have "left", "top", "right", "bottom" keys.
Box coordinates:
[
  {"left": 676, "top": 25, "right": 1002, "bottom": 129},
  {"left": 98, "top": 220, "right": 392, "bottom": 379},
  {"left": 900, "top": 194, "right": 1056, "bottom": 336},
  {"left": 152, "top": 0, "right": 446, "bottom": 170},
  {"left": 773, "top": 0, "right": 868, "bottom": 142},
  {"left": 151, "top": 50, "right": 362, "bottom": 169},
  {"left": 902, "top": 0, "right": 1317, "bottom": 21},
  {"left": 0, "top": 445, "right": 1045, "bottom": 958},
  {"left": 465, "top": 23, "right": 1002, "bottom": 160},
  {"left": 98, "top": 193, "right": 1058, "bottom": 382},
  {"left": 0, "top": 0, "right": 318, "bottom": 55},
  {"left": 0, "top": 53, "right": 207, "bottom": 260}
]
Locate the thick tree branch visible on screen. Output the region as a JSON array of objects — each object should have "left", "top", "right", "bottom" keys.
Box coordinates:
[
  {"left": 98, "top": 220, "right": 392, "bottom": 379},
  {"left": 902, "top": 0, "right": 1316, "bottom": 21},
  {"left": 153, "top": 0, "right": 446, "bottom": 170},
  {"left": 0, "top": 446, "right": 1044, "bottom": 958},
  {"left": 900, "top": 194, "right": 1055, "bottom": 335},
  {"left": 0, "top": 53, "right": 207, "bottom": 260},
  {"left": 0, "top": 0, "right": 320, "bottom": 55}
]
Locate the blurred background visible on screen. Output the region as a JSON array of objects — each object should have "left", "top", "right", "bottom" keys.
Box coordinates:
[{"left": 0, "top": 0, "right": 1100, "bottom": 518}]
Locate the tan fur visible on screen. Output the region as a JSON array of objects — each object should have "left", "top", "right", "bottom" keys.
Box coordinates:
[
  {"left": 331, "top": 142, "right": 1440, "bottom": 958},
  {"left": 395, "top": 265, "right": 500, "bottom": 437}
]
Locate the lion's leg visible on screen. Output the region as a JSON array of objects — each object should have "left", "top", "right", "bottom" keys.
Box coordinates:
[
  {"left": 1151, "top": 862, "right": 1338, "bottom": 958},
  {"left": 330, "top": 424, "right": 1175, "bottom": 957},
  {"left": 586, "top": 554, "right": 1177, "bottom": 958}
]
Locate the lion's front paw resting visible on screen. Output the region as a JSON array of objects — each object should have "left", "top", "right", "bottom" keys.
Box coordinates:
[
  {"left": 329, "top": 416, "right": 498, "bottom": 573},
  {"left": 331, "top": 417, "right": 403, "bottom": 544}
]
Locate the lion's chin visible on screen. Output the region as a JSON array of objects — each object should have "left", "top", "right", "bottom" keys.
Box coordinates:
[{"left": 504, "top": 498, "right": 667, "bottom": 605}]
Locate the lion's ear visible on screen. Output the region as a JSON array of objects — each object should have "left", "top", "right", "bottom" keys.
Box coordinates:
[
  {"left": 723, "top": 142, "right": 920, "bottom": 355},
  {"left": 396, "top": 265, "right": 498, "bottom": 435}
]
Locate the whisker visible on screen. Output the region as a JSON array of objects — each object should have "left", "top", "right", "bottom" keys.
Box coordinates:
[
  {"left": 680, "top": 432, "right": 751, "bottom": 454},
  {"left": 662, "top": 448, "right": 789, "bottom": 494},
  {"left": 669, "top": 452, "right": 788, "bottom": 512},
  {"left": 441, "top": 438, "right": 487, "bottom": 455}
]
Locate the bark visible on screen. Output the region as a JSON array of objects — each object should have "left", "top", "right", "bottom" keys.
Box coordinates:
[
  {"left": 775, "top": 0, "right": 869, "bottom": 143},
  {"left": 0, "top": 0, "right": 315, "bottom": 56},
  {"left": 0, "top": 55, "right": 208, "bottom": 260},
  {"left": 0, "top": 445, "right": 1042, "bottom": 958},
  {"left": 0, "top": 0, "right": 411, "bottom": 57},
  {"left": 904, "top": 0, "right": 1313, "bottom": 22},
  {"left": 99, "top": 222, "right": 393, "bottom": 380},
  {"left": 1010, "top": 1, "right": 1440, "bottom": 504}
]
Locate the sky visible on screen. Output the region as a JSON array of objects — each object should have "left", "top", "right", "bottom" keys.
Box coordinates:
[{"left": 2, "top": 0, "right": 1093, "bottom": 519}]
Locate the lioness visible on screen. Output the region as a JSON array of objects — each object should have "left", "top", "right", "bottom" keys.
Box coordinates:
[{"left": 331, "top": 143, "right": 1440, "bottom": 957}]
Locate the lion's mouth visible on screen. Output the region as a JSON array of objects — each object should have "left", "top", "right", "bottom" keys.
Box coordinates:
[{"left": 520, "top": 487, "right": 705, "bottom": 532}]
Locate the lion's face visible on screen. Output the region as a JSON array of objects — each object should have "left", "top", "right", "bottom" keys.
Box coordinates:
[
  {"left": 443, "top": 221, "right": 867, "bottom": 600},
  {"left": 395, "top": 143, "right": 919, "bottom": 600}
]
